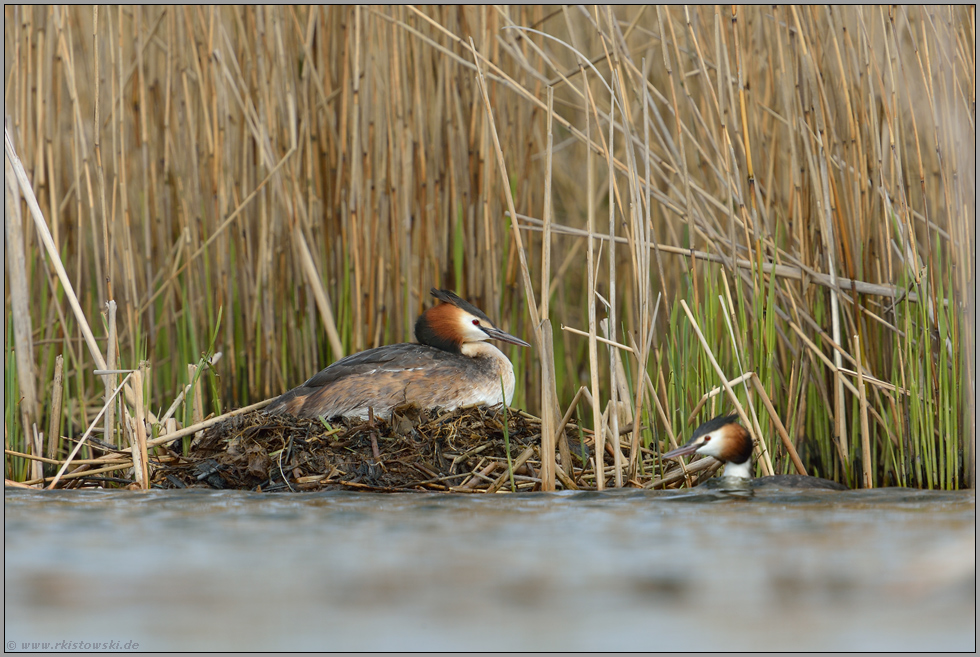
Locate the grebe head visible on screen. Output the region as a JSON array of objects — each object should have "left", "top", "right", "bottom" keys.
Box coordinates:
[
  {"left": 663, "top": 414, "right": 754, "bottom": 479},
  {"left": 415, "top": 289, "right": 531, "bottom": 353}
]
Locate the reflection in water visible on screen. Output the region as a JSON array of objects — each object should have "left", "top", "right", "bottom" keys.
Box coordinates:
[{"left": 4, "top": 488, "right": 975, "bottom": 651}]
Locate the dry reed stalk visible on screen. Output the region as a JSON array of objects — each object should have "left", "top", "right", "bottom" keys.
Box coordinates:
[
  {"left": 133, "top": 366, "right": 150, "bottom": 489},
  {"left": 686, "top": 371, "right": 755, "bottom": 421},
  {"left": 538, "top": 86, "right": 570, "bottom": 484},
  {"left": 459, "top": 461, "right": 499, "bottom": 491},
  {"left": 554, "top": 386, "right": 589, "bottom": 441},
  {"left": 104, "top": 300, "right": 118, "bottom": 447},
  {"left": 750, "top": 375, "right": 808, "bottom": 477},
  {"left": 538, "top": 320, "right": 557, "bottom": 491},
  {"left": 92, "top": 7, "right": 112, "bottom": 305},
  {"left": 30, "top": 425, "right": 44, "bottom": 482},
  {"left": 24, "top": 462, "right": 136, "bottom": 488},
  {"left": 487, "top": 446, "right": 535, "bottom": 494},
  {"left": 855, "top": 334, "right": 872, "bottom": 488},
  {"left": 45, "top": 354, "right": 64, "bottom": 459},
  {"left": 5, "top": 146, "right": 38, "bottom": 440},
  {"left": 5, "top": 449, "right": 130, "bottom": 468},
  {"left": 554, "top": 464, "right": 578, "bottom": 490},
  {"left": 561, "top": 325, "right": 634, "bottom": 353},
  {"left": 187, "top": 363, "right": 203, "bottom": 427},
  {"left": 600, "top": 319, "right": 631, "bottom": 485},
  {"left": 349, "top": 6, "right": 364, "bottom": 353},
  {"left": 514, "top": 213, "right": 931, "bottom": 301},
  {"left": 540, "top": 79, "right": 554, "bottom": 326},
  {"left": 48, "top": 371, "right": 133, "bottom": 489},
  {"left": 5, "top": 478, "right": 39, "bottom": 489},
  {"left": 623, "top": 58, "right": 657, "bottom": 482},
  {"left": 581, "top": 66, "right": 605, "bottom": 491},
  {"left": 648, "top": 456, "right": 722, "bottom": 490},
  {"left": 605, "top": 75, "right": 623, "bottom": 489},
  {"left": 292, "top": 224, "right": 344, "bottom": 358},
  {"left": 123, "top": 410, "right": 143, "bottom": 489}
]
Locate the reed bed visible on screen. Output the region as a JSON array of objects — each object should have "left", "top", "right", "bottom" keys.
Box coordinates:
[{"left": 4, "top": 6, "right": 974, "bottom": 491}]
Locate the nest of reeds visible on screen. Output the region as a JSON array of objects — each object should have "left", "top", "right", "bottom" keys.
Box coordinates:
[
  {"left": 147, "top": 405, "right": 724, "bottom": 492},
  {"left": 151, "top": 406, "right": 598, "bottom": 493}
]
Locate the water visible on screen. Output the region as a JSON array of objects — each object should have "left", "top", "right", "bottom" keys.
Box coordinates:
[{"left": 5, "top": 487, "right": 975, "bottom": 651}]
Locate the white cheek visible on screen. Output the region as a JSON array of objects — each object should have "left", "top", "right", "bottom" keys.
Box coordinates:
[
  {"left": 697, "top": 431, "right": 725, "bottom": 458},
  {"left": 463, "top": 323, "right": 488, "bottom": 341}
]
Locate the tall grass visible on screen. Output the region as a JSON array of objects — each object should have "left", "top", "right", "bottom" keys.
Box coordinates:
[{"left": 4, "top": 6, "right": 974, "bottom": 489}]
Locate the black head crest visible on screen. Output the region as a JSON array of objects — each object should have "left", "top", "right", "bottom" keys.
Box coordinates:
[
  {"left": 429, "top": 288, "right": 493, "bottom": 324},
  {"left": 692, "top": 413, "right": 740, "bottom": 439}
]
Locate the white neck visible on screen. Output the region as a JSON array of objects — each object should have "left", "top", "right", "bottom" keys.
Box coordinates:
[
  {"left": 460, "top": 342, "right": 516, "bottom": 405},
  {"left": 460, "top": 341, "right": 502, "bottom": 359},
  {"left": 722, "top": 459, "right": 753, "bottom": 479}
]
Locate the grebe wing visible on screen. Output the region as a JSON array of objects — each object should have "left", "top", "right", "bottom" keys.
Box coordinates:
[{"left": 300, "top": 343, "right": 439, "bottom": 390}]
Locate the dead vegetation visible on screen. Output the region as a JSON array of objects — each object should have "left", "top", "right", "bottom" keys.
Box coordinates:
[
  {"left": 4, "top": 6, "right": 974, "bottom": 492},
  {"left": 18, "top": 405, "right": 719, "bottom": 493},
  {"left": 161, "top": 407, "right": 551, "bottom": 493}
]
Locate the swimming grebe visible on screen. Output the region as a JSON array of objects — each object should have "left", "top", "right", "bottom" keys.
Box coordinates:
[
  {"left": 265, "top": 288, "right": 530, "bottom": 420},
  {"left": 663, "top": 414, "right": 848, "bottom": 490}
]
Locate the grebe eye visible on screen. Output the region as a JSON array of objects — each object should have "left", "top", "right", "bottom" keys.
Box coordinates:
[
  {"left": 472, "top": 319, "right": 480, "bottom": 326},
  {"left": 703, "top": 437, "right": 711, "bottom": 443}
]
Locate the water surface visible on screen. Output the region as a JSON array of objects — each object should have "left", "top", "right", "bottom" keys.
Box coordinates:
[{"left": 5, "top": 487, "right": 975, "bottom": 651}]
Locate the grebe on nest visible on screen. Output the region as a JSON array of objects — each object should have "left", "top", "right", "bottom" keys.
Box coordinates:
[{"left": 266, "top": 288, "right": 530, "bottom": 420}]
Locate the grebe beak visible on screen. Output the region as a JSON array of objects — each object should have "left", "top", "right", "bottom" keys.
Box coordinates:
[
  {"left": 480, "top": 325, "right": 531, "bottom": 348},
  {"left": 662, "top": 439, "right": 702, "bottom": 460}
]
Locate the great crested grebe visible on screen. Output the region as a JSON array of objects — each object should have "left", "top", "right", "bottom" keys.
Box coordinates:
[
  {"left": 265, "top": 288, "right": 530, "bottom": 420},
  {"left": 663, "top": 414, "right": 848, "bottom": 490}
]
